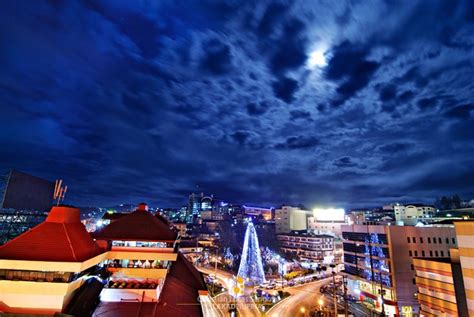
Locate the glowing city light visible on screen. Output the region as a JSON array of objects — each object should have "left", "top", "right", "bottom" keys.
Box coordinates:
[
  {"left": 237, "top": 221, "right": 266, "bottom": 284},
  {"left": 312, "top": 208, "right": 345, "bottom": 221}
]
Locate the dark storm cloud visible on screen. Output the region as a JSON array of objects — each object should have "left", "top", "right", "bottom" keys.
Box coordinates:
[
  {"left": 246, "top": 101, "right": 270, "bottom": 116},
  {"left": 333, "top": 156, "right": 357, "bottom": 168},
  {"left": 378, "top": 84, "right": 397, "bottom": 102},
  {"left": 289, "top": 110, "right": 311, "bottom": 120},
  {"left": 325, "top": 41, "right": 380, "bottom": 107},
  {"left": 200, "top": 38, "right": 233, "bottom": 75},
  {"left": 1, "top": 0, "right": 473, "bottom": 208},
  {"left": 417, "top": 97, "right": 438, "bottom": 110},
  {"left": 444, "top": 104, "right": 474, "bottom": 119},
  {"left": 272, "top": 76, "right": 299, "bottom": 103},
  {"left": 268, "top": 18, "right": 307, "bottom": 75},
  {"left": 378, "top": 142, "right": 413, "bottom": 154},
  {"left": 275, "top": 136, "right": 319, "bottom": 150}
]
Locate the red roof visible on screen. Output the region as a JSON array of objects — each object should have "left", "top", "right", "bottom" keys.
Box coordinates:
[
  {"left": 0, "top": 206, "right": 102, "bottom": 262},
  {"left": 93, "top": 204, "right": 177, "bottom": 242}
]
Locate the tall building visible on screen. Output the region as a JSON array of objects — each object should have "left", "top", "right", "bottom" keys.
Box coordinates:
[
  {"left": 412, "top": 221, "right": 474, "bottom": 316},
  {"left": 275, "top": 205, "right": 308, "bottom": 234},
  {"left": 414, "top": 253, "right": 468, "bottom": 316},
  {"left": 0, "top": 169, "right": 56, "bottom": 244},
  {"left": 454, "top": 221, "right": 474, "bottom": 316},
  {"left": 342, "top": 224, "right": 457, "bottom": 316},
  {"left": 0, "top": 169, "right": 55, "bottom": 211},
  {"left": 187, "top": 193, "right": 227, "bottom": 221}
]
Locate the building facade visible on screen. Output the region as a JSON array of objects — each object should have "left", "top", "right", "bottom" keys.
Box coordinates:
[
  {"left": 275, "top": 206, "right": 308, "bottom": 234},
  {"left": 414, "top": 255, "right": 468, "bottom": 317},
  {"left": 277, "top": 232, "right": 334, "bottom": 262},
  {"left": 0, "top": 170, "right": 55, "bottom": 244},
  {"left": 454, "top": 221, "right": 474, "bottom": 316},
  {"left": 342, "top": 224, "right": 457, "bottom": 316},
  {"left": 394, "top": 204, "right": 436, "bottom": 225}
]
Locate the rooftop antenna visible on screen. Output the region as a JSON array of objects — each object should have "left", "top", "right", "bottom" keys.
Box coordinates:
[{"left": 53, "top": 179, "right": 67, "bottom": 206}]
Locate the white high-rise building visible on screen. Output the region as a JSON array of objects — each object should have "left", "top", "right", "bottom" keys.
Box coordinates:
[{"left": 275, "top": 206, "right": 308, "bottom": 234}]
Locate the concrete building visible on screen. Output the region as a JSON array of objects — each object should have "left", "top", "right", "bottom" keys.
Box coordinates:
[
  {"left": 0, "top": 169, "right": 55, "bottom": 212},
  {"left": 394, "top": 204, "right": 436, "bottom": 225},
  {"left": 275, "top": 206, "right": 308, "bottom": 234},
  {"left": 342, "top": 224, "right": 457, "bottom": 316},
  {"left": 200, "top": 209, "right": 224, "bottom": 221},
  {"left": 277, "top": 232, "right": 334, "bottom": 262},
  {"left": 308, "top": 208, "right": 347, "bottom": 237},
  {"left": 0, "top": 170, "right": 56, "bottom": 244},
  {"left": 454, "top": 221, "right": 474, "bottom": 316},
  {"left": 414, "top": 253, "right": 468, "bottom": 317}
]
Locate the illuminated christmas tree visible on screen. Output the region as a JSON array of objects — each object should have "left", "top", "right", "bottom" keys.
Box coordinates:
[{"left": 237, "top": 220, "right": 266, "bottom": 284}]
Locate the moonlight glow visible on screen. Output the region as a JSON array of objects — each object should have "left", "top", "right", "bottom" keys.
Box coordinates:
[{"left": 307, "top": 48, "right": 327, "bottom": 68}]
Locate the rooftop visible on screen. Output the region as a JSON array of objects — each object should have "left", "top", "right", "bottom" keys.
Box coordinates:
[
  {"left": 93, "top": 203, "right": 177, "bottom": 242},
  {"left": 0, "top": 206, "right": 102, "bottom": 262}
]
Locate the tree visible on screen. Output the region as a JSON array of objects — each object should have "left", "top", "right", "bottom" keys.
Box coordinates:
[
  {"left": 441, "top": 196, "right": 451, "bottom": 210},
  {"left": 452, "top": 194, "right": 461, "bottom": 209}
]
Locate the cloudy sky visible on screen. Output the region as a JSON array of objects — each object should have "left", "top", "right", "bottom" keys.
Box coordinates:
[{"left": 1, "top": 0, "right": 473, "bottom": 208}]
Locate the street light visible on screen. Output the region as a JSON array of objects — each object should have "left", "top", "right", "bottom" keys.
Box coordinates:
[
  {"left": 300, "top": 306, "right": 306, "bottom": 316},
  {"left": 318, "top": 298, "right": 324, "bottom": 310},
  {"left": 330, "top": 263, "right": 337, "bottom": 317}
]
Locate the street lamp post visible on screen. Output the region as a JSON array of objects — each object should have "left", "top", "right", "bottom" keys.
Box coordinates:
[
  {"left": 343, "top": 275, "right": 349, "bottom": 317},
  {"left": 330, "top": 264, "right": 337, "bottom": 317},
  {"left": 318, "top": 298, "right": 324, "bottom": 316},
  {"left": 214, "top": 247, "right": 218, "bottom": 276}
]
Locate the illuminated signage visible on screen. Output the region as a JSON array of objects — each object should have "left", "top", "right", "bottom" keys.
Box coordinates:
[{"left": 313, "top": 208, "right": 345, "bottom": 221}]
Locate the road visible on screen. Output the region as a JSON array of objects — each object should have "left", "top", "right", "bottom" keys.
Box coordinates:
[
  {"left": 198, "top": 267, "right": 260, "bottom": 317},
  {"left": 267, "top": 278, "right": 331, "bottom": 317},
  {"left": 198, "top": 267, "right": 357, "bottom": 317}
]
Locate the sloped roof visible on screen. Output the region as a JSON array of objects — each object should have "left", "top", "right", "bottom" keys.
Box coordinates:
[
  {"left": 93, "top": 204, "right": 177, "bottom": 242},
  {"left": 101, "top": 212, "right": 127, "bottom": 220},
  {"left": 0, "top": 206, "right": 102, "bottom": 262},
  {"left": 155, "top": 212, "right": 170, "bottom": 225},
  {"left": 153, "top": 253, "right": 207, "bottom": 316}
]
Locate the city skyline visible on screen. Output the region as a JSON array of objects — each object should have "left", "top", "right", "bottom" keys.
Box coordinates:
[{"left": 1, "top": 1, "right": 473, "bottom": 208}]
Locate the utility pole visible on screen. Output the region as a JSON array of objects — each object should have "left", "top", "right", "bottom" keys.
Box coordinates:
[
  {"left": 331, "top": 263, "right": 338, "bottom": 317},
  {"left": 379, "top": 276, "right": 385, "bottom": 317},
  {"left": 214, "top": 246, "right": 218, "bottom": 275},
  {"left": 343, "top": 275, "right": 349, "bottom": 317}
]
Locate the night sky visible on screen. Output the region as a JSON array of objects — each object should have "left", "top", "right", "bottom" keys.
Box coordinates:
[{"left": 1, "top": 1, "right": 473, "bottom": 208}]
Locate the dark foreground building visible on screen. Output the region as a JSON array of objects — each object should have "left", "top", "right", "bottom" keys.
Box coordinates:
[{"left": 0, "top": 169, "right": 55, "bottom": 244}]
